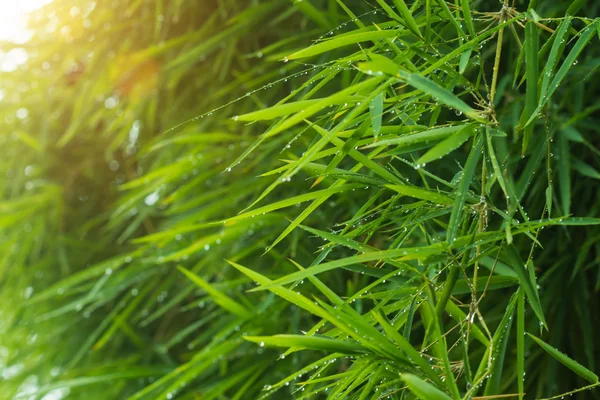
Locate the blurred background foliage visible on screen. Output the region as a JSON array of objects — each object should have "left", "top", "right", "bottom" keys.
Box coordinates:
[{"left": 0, "top": 0, "right": 599, "bottom": 399}]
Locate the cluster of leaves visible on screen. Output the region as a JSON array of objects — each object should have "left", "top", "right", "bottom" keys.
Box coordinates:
[{"left": 1, "top": 0, "right": 600, "bottom": 399}]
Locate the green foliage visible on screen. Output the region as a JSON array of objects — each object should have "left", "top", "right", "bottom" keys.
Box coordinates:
[{"left": 1, "top": 0, "right": 600, "bottom": 399}]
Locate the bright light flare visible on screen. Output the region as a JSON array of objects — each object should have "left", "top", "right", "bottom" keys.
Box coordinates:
[
  {"left": 0, "top": 0, "right": 52, "bottom": 43},
  {"left": 0, "top": 0, "right": 52, "bottom": 72}
]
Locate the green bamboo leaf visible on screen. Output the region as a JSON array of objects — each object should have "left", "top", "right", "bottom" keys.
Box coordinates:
[
  {"left": 486, "top": 127, "right": 508, "bottom": 198},
  {"left": 226, "top": 261, "right": 336, "bottom": 322},
  {"left": 177, "top": 266, "right": 251, "bottom": 318},
  {"left": 540, "top": 17, "right": 572, "bottom": 101},
  {"left": 543, "top": 22, "right": 596, "bottom": 106},
  {"left": 234, "top": 99, "right": 322, "bottom": 121},
  {"left": 402, "top": 72, "right": 482, "bottom": 121},
  {"left": 373, "top": 312, "right": 445, "bottom": 388},
  {"left": 244, "top": 334, "right": 366, "bottom": 354},
  {"left": 401, "top": 373, "right": 452, "bottom": 400},
  {"left": 374, "top": 0, "right": 402, "bottom": 22},
  {"left": 504, "top": 245, "right": 547, "bottom": 328},
  {"left": 522, "top": 21, "right": 539, "bottom": 153},
  {"left": 224, "top": 184, "right": 361, "bottom": 223},
  {"left": 556, "top": 217, "right": 600, "bottom": 225},
  {"left": 517, "top": 289, "right": 525, "bottom": 400},
  {"left": 545, "top": 185, "right": 553, "bottom": 215},
  {"left": 251, "top": 243, "right": 446, "bottom": 291},
  {"left": 391, "top": 0, "right": 422, "bottom": 38},
  {"left": 558, "top": 129, "right": 571, "bottom": 214},
  {"left": 452, "top": 275, "right": 519, "bottom": 294},
  {"left": 445, "top": 301, "right": 490, "bottom": 347},
  {"left": 458, "top": 49, "right": 471, "bottom": 74},
  {"left": 311, "top": 119, "right": 371, "bottom": 188},
  {"left": 15, "top": 369, "right": 171, "bottom": 399},
  {"left": 483, "top": 292, "right": 517, "bottom": 395},
  {"left": 447, "top": 134, "right": 483, "bottom": 244},
  {"left": 572, "top": 158, "right": 600, "bottom": 180},
  {"left": 527, "top": 333, "right": 599, "bottom": 383},
  {"left": 526, "top": 20, "right": 595, "bottom": 127},
  {"left": 293, "top": 0, "right": 330, "bottom": 29},
  {"left": 434, "top": 0, "right": 465, "bottom": 39},
  {"left": 298, "top": 224, "right": 373, "bottom": 253},
  {"left": 262, "top": 77, "right": 383, "bottom": 138},
  {"left": 461, "top": 0, "right": 476, "bottom": 37},
  {"left": 416, "top": 125, "right": 474, "bottom": 165},
  {"left": 287, "top": 30, "right": 399, "bottom": 60},
  {"left": 363, "top": 125, "right": 465, "bottom": 149},
  {"left": 386, "top": 184, "right": 453, "bottom": 205},
  {"left": 370, "top": 92, "right": 384, "bottom": 138},
  {"left": 566, "top": 0, "right": 588, "bottom": 15},
  {"left": 228, "top": 262, "right": 389, "bottom": 355}
]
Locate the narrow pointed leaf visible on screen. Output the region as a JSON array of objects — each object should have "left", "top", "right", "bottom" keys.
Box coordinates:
[
  {"left": 178, "top": 266, "right": 251, "bottom": 318},
  {"left": 528, "top": 333, "right": 599, "bottom": 383},
  {"left": 287, "top": 30, "right": 399, "bottom": 60},
  {"left": 401, "top": 373, "right": 452, "bottom": 400},
  {"left": 416, "top": 125, "right": 474, "bottom": 165},
  {"left": 447, "top": 134, "right": 483, "bottom": 244},
  {"left": 244, "top": 335, "right": 366, "bottom": 354},
  {"left": 504, "top": 245, "right": 546, "bottom": 327}
]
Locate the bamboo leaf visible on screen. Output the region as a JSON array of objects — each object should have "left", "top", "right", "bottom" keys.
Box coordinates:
[
  {"left": 370, "top": 92, "right": 384, "bottom": 138},
  {"left": 447, "top": 134, "right": 483, "bottom": 244},
  {"left": 178, "top": 266, "right": 251, "bottom": 318},
  {"left": 528, "top": 333, "right": 599, "bottom": 383},
  {"left": 363, "top": 125, "right": 465, "bottom": 149},
  {"left": 386, "top": 184, "right": 454, "bottom": 205},
  {"left": 287, "top": 30, "right": 399, "bottom": 60},
  {"left": 522, "top": 21, "right": 539, "bottom": 153},
  {"left": 504, "top": 245, "right": 547, "bottom": 328},
  {"left": 401, "top": 72, "right": 482, "bottom": 121},
  {"left": 416, "top": 124, "right": 474, "bottom": 165},
  {"left": 401, "top": 373, "right": 452, "bottom": 400},
  {"left": 251, "top": 243, "right": 447, "bottom": 291},
  {"left": 391, "top": 0, "right": 422, "bottom": 38},
  {"left": 244, "top": 334, "right": 366, "bottom": 354}
]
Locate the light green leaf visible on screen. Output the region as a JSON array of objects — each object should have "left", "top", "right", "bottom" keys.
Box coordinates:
[
  {"left": 461, "top": 0, "right": 475, "bottom": 37},
  {"left": 522, "top": 21, "right": 538, "bottom": 153},
  {"left": 363, "top": 125, "right": 465, "bottom": 149},
  {"left": 447, "top": 134, "right": 483, "bottom": 244},
  {"left": 540, "top": 17, "right": 572, "bottom": 102},
  {"left": 391, "top": 0, "right": 422, "bottom": 38},
  {"left": 251, "top": 243, "right": 446, "bottom": 291},
  {"left": 224, "top": 184, "right": 361, "bottom": 223},
  {"left": 528, "top": 333, "right": 599, "bottom": 383},
  {"left": 386, "top": 184, "right": 453, "bottom": 205},
  {"left": 373, "top": 313, "right": 445, "bottom": 387},
  {"left": 244, "top": 334, "right": 366, "bottom": 354},
  {"left": 459, "top": 49, "right": 471, "bottom": 74},
  {"left": 401, "top": 373, "right": 452, "bottom": 400},
  {"left": 504, "top": 245, "right": 546, "bottom": 328},
  {"left": 178, "top": 266, "right": 251, "bottom": 318},
  {"left": 483, "top": 292, "right": 517, "bottom": 395},
  {"left": 235, "top": 99, "right": 322, "bottom": 121},
  {"left": 262, "top": 78, "right": 383, "bottom": 138},
  {"left": 370, "top": 92, "right": 384, "bottom": 138},
  {"left": 401, "top": 72, "right": 482, "bottom": 121},
  {"left": 287, "top": 30, "right": 399, "bottom": 60},
  {"left": 526, "top": 20, "right": 595, "bottom": 127},
  {"left": 416, "top": 125, "right": 474, "bottom": 165}
]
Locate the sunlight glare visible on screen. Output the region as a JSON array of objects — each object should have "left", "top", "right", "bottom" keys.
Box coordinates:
[{"left": 0, "top": 0, "right": 53, "bottom": 43}]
